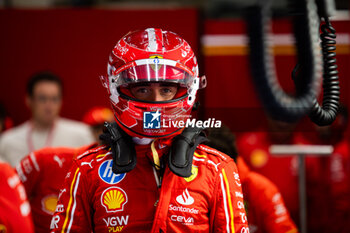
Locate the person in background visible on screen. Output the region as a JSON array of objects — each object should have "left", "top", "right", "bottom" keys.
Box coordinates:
[
  {"left": 0, "top": 71, "right": 94, "bottom": 167},
  {"left": 17, "top": 145, "right": 95, "bottom": 233},
  {"left": 0, "top": 103, "right": 13, "bottom": 134},
  {"left": 236, "top": 118, "right": 300, "bottom": 225},
  {"left": 16, "top": 106, "right": 114, "bottom": 233},
  {"left": 299, "top": 105, "right": 350, "bottom": 233},
  {"left": 0, "top": 159, "right": 34, "bottom": 233},
  {"left": 50, "top": 28, "right": 248, "bottom": 232},
  {"left": 205, "top": 125, "right": 298, "bottom": 233}
]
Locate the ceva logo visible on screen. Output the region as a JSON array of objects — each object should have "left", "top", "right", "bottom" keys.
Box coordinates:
[{"left": 171, "top": 215, "right": 194, "bottom": 225}]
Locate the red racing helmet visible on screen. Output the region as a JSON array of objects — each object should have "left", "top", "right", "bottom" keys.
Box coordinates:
[{"left": 100, "top": 28, "right": 206, "bottom": 138}]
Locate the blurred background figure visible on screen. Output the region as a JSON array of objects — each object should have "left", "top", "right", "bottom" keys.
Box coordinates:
[
  {"left": 16, "top": 145, "right": 95, "bottom": 233},
  {"left": 236, "top": 117, "right": 300, "bottom": 225},
  {"left": 205, "top": 125, "right": 298, "bottom": 233},
  {"left": 0, "top": 159, "right": 34, "bottom": 233},
  {"left": 82, "top": 106, "right": 114, "bottom": 144},
  {"left": 16, "top": 106, "right": 114, "bottom": 233},
  {"left": 298, "top": 104, "right": 350, "bottom": 233},
  {"left": 0, "top": 71, "right": 94, "bottom": 167},
  {"left": 0, "top": 103, "right": 13, "bottom": 134}
]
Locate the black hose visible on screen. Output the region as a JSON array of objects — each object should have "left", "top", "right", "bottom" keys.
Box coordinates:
[
  {"left": 246, "top": 0, "right": 322, "bottom": 122},
  {"left": 308, "top": 17, "right": 340, "bottom": 125}
]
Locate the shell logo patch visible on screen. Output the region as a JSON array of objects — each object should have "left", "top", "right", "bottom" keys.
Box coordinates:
[
  {"left": 184, "top": 165, "right": 198, "bottom": 182},
  {"left": 101, "top": 187, "right": 128, "bottom": 213},
  {"left": 99, "top": 160, "right": 126, "bottom": 184},
  {"left": 41, "top": 195, "right": 58, "bottom": 214}
]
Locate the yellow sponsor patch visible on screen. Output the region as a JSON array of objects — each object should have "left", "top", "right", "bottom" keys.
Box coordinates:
[
  {"left": 184, "top": 165, "right": 198, "bottom": 182},
  {"left": 41, "top": 195, "right": 58, "bottom": 214},
  {"left": 101, "top": 187, "right": 128, "bottom": 213}
]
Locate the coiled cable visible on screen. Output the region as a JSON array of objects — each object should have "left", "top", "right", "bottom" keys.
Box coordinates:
[
  {"left": 246, "top": 0, "right": 322, "bottom": 122},
  {"left": 308, "top": 17, "right": 340, "bottom": 125}
]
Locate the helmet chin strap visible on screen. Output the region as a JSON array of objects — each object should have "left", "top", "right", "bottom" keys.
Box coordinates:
[
  {"left": 100, "top": 122, "right": 207, "bottom": 177},
  {"left": 100, "top": 122, "right": 137, "bottom": 174},
  {"left": 168, "top": 126, "right": 208, "bottom": 177}
]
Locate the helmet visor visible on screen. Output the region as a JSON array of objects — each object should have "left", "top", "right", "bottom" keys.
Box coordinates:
[{"left": 113, "top": 59, "right": 195, "bottom": 87}]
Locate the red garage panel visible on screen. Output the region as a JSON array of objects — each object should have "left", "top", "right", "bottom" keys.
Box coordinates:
[{"left": 0, "top": 8, "right": 199, "bottom": 125}]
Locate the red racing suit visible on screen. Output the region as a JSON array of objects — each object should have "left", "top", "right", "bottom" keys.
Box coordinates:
[
  {"left": 0, "top": 161, "right": 34, "bottom": 233},
  {"left": 50, "top": 142, "right": 249, "bottom": 232},
  {"left": 237, "top": 157, "right": 298, "bottom": 233},
  {"left": 16, "top": 144, "right": 96, "bottom": 233}
]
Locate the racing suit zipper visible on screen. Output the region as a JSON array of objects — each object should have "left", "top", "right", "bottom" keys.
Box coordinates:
[
  {"left": 152, "top": 161, "right": 165, "bottom": 207},
  {"left": 151, "top": 166, "right": 172, "bottom": 233}
]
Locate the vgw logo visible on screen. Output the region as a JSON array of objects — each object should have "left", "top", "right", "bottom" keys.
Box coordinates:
[
  {"left": 143, "top": 110, "right": 161, "bottom": 129},
  {"left": 99, "top": 160, "right": 126, "bottom": 184}
]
